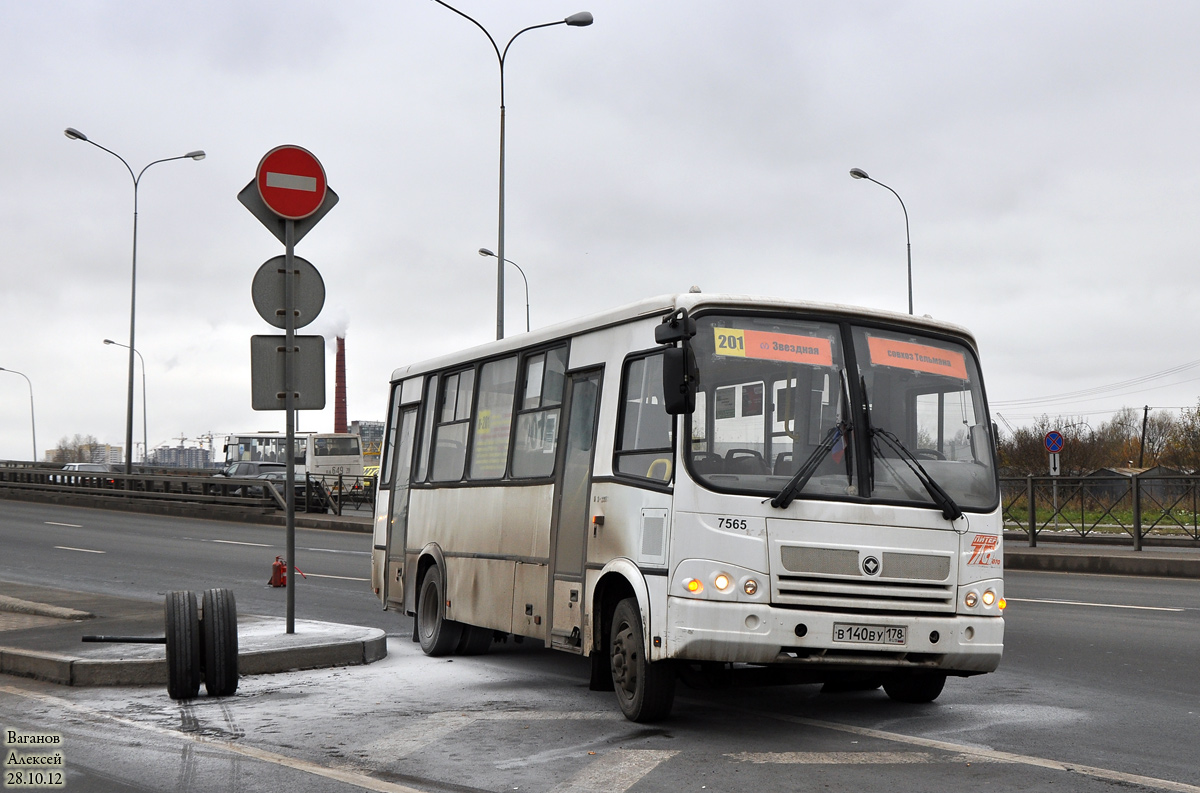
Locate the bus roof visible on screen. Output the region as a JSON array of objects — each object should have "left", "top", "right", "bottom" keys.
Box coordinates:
[{"left": 389, "top": 293, "right": 979, "bottom": 382}]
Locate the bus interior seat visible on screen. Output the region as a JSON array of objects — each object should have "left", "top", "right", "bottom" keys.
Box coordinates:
[
  {"left": 724, "top": 449, "right": 768, "bottom": 475},
  {"left": 773, "top": 452, "right": 793, "bottom": 476},
  {"left": 691, "top": 451, "right": 723, "bottom": 475}
]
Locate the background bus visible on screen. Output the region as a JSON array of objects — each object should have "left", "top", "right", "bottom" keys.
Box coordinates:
[
  {"left": 371, "top": 294, "right": 1003, "bottom": 722},
  {"left": 222, "top": 432, "right": 364, "bottom": 478}
]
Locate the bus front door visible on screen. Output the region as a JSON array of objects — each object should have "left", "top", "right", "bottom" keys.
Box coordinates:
[
  {"left": 384, "top": 407, "right": 418, "bottom": 606},
  {"left": 548, "top": 369, "right": 602, "bottom": 654}
]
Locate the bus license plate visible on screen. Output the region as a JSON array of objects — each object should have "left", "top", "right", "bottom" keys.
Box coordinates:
[{"left": 832, "top": 623, "right": 906, "bottom": 645}]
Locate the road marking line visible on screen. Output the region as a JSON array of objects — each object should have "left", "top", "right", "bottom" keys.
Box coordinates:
[
  {"left": 44, "top": 522, "right": 82, "bottom": 528},
  {"left": 0, "top": 685, "right": 427, "bottom": 793},
  {"left": 304, "top": 573, "right": 369, "bottom": 582},
  {"left": 729, "top": 751, "right": 933, "bottom": 764},
  {"left": 301, "top": 547, "right": 371, "bottom": 556},
  {"left": 1007, "top": 597, "right": 1184, "bottom": 612},
  {"left": 211, "top": 539, "right": 273, "bottom": 547},
  {"left": 551, "top": 749, "right": 678, "bottom": 793},
  {"left": 362, "top": 713, "right": 477, "bottom": 760},
  {"left": 752, "top": 711, "right": 1200, "bottom": 792},
  {"left": 53, "top": 546, "right": 105, "bottom": 554}
]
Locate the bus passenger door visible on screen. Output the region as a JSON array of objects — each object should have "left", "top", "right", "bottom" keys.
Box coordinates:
[
  {"left": 384, "top": 407, "right": 418, "bottom": 606},
  {"left": 548, "top": 369, "right": 602, "bottom": 654}
]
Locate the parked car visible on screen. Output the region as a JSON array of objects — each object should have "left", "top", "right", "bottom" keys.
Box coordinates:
[
  {"left": 213, "top": 461, "right": 287, "bottom": 478},
  {"left": 52, "top": 462, "right": 115, "bottom": 485},
  {"left": 254, "top": 471, "right": 330, "bottom": 513}
]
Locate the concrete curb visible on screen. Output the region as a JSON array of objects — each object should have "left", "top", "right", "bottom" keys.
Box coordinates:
[
  {"left": 0, "top": 620, "right": 387, "bottom": 687},
  {"left": 0, "top": 595, "right": 93, "bottom": 621},
  {"left": 1005, "top": 551, "right": 1200, "bottom": 579}
]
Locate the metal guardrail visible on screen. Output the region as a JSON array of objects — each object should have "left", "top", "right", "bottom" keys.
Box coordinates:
[
  {"left": 0, "top": 466, "right": 285, "bottom": 510},
  {"left": 0, "top": 465, "right": 374, "bottom": 517},
  {"left": 1001, "top": 475, "right": 1200, "bottom": 549}
]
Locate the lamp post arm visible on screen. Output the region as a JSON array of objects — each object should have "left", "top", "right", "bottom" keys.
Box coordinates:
[
  {"left": 863, "top": 175, "right": 913, "bottom": 316},
  {"left": 429, "top": 0, "right": 503, "bottom": 68},
  {"left": 0, "top": 368, "right": 36, "bottom": 462}
]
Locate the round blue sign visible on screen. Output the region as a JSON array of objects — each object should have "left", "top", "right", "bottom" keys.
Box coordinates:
[{"left": 1044, "top": 430, "right": 1064, "bottom": 453}]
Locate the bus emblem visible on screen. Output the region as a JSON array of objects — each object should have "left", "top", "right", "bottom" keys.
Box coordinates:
[{"left": 862, "top": 556, "right": 880, "bottom": 576}]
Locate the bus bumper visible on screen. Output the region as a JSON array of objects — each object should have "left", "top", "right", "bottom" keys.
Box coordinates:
[{"left": 665, "top": 596, "right": 1003, "bottom": 674}]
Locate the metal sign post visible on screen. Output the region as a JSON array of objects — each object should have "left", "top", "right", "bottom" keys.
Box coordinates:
[
  {"left": 1045, "top": 431, "right": 1064, "bottom": 533},
  {"left": 241, "top": 144, "right": 334, "bottom": 635}
]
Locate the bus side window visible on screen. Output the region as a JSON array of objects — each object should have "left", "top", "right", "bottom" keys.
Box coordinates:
[
  {"left": 414, "top": 375, "right": 438, "bottom": 483},
  {"left": 431, "top": 369, "right": 474, "bottom": 482},
  {"left": 614, "top": 352, "right": 674, "bottom": 482},
  {"left": 380, "top": 382, "right": 404, "bottom": 489},
  {"left": 512, "top": 347, "right": 568, "bottom": 478},
  {"left": 470, "top": 356, "right": 518, "bottom": 480}
]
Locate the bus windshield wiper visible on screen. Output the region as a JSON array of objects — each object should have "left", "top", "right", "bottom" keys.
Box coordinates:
[
  {"left": 870, "top": 427, "right": 963, "bottom": 521},
  {"left": 770, "top": 368, "right": 852, "bottom": 510},
  {"left": 769, "top": 423, "right": 847, "bottom": 509}
]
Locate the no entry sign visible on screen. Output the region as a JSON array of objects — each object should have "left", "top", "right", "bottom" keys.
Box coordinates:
[{"left": 256, "top": 145, "right": 327, "bottom": 220}]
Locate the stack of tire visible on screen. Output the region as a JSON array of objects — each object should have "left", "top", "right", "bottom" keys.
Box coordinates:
[{"left": 164, "top": 589, "right": 239, "bottom": 699}]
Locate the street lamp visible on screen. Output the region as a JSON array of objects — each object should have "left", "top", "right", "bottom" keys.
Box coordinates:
[
  {"left": 478, "top": 248, "right": 530, "bottom": 333},
  {"left": 431, "top": 1, "right": 593, "bottom": 340},
  {"left": 850, "top": 167, "right": 913, "bottom": 315},
  {"left": 0, "top": 367, "right": 36, "bottom": 462},
  {"left": 64, "top": 127, "right": 204, "bottom": 474},
  {"left": 104, "top": 339, "right": 147, "bottom": 464}
]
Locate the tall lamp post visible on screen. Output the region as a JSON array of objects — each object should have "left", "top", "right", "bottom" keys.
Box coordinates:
[
  {"left": 64, "top": 127, "right": 204, "bottom": 474},
  {"left": 0, "top": 367, "right": 36, "bottom": 462},
  {"left": 478, "top": 247, "right": 530, "bottom": 333},
  {"left": 104, "top": 339, "right": 147, "bottom": 464},
  {"left": 431, "top": 1, "right": 593, "bottom": 340},
  {"left": 850, "top": 167, "right": 912, "bottom": 315}
]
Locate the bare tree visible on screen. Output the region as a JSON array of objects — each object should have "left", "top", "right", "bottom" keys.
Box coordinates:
[{"left": 51, "top": 434, "right": 99, "bottom": 464}]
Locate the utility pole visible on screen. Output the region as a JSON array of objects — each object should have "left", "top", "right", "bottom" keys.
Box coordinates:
[{"left": 1138, "top": 405, "right": 1150, "bottom": 468}]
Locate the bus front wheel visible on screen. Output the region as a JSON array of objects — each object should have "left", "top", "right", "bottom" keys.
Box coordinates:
[
  {"left": 609, "top": 598, "right": 675, "bottom": 722},
  {"left": 417, "top": 566, "right": 462, "bottom": 656}
]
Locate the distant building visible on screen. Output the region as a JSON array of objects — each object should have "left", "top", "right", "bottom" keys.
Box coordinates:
[
  {"left": 350, "top": 420, "right": 384, "bottom": 464},
  {"left": 149, "top": 446, "right": 212, "bottom": 469}
]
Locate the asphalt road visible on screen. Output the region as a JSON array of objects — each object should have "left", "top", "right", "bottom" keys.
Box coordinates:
[{"left": 2, "top": 500, "right": 1198, "bottom": 792}]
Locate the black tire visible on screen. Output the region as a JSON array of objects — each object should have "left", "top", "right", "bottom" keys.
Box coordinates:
[
  {"left": 456, "top": 625, "right": 493, "bottom": 655},
  {"left": 883, "top": 672, "right": 946, "bottom": 703},
  {"left": 202, "top": 588, "right": 239, "bottom": 697},
  {"left": 609, "top": 598, "right": 675, "bottom": 722},
  {"left": 165, "top": 591, "right": 201, "bottom": 700},
  {"left": 417, "top": 566, "right": 462, "bottom": 656}
]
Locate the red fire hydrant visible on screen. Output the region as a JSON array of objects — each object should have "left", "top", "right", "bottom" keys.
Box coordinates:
[{"left": 268, "top": 556, "right": 306, "bottom": 587}]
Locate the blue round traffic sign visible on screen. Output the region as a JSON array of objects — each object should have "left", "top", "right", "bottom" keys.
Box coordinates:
[{"left": 1044, "top": 430, "right": 1064, "bottom": 453}]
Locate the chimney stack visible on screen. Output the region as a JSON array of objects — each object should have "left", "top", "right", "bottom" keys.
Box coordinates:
[{"left": 334, "top": 336, "right": 347, "bottom": 434}]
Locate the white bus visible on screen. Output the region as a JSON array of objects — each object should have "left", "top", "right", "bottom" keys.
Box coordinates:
[
  {"left": 222, "top": 432, "right": 365, "bottom": 478},
  {"left": 371, "top": 294, "right": 1004, "bottom": 722}
]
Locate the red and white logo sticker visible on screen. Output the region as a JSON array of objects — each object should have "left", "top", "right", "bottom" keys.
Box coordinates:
[{"left": 968, "top": 534, "right": 1001, "bottom": 566}]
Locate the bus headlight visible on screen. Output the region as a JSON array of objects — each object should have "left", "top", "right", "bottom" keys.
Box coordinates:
[
  {"left": 964, "top": 591, "right": 978, "bottom": 608},
  {"left": 743, "top": 578, "right": 758, "bottom": 596},
  {"left": 982, "top": 590, "right": 996, "bottom": 607},
  {"left": 714, "top": 573, "right": 731, "bottom": 592}
]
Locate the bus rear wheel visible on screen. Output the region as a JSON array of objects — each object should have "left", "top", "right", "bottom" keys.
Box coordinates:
[
  {"left": 883, "top": 671, "right": 946, "bottom": 703},
  {"left": 417, "top": 566, "right": 462, "bottom": 656},
  {"left": 609, "top": 598, "right": 675, "bottom": 722}
]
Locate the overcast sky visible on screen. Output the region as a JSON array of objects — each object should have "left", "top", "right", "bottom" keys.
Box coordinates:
[{"left": 3, "top": 1, "right": 1200, "bottom": 461}]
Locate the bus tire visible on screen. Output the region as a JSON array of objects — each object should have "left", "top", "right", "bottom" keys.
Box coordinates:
[
  {"left": 609, "top": 598, "right": 675, "bottom": 722},
  {"left": 201, "top": 588, "right": 239, "bottom": 697},
  {"left": 417, "top": 565, "right": 462, "bottom": 657},
  {"left": 883, "top": 671, "right": 946, "bottom": 703},
  {"left": 165, "top": 590, "right": 201, "bottom": 700},
  {"left": 456, "top": 625, "right": 493, "bottom": 655}
]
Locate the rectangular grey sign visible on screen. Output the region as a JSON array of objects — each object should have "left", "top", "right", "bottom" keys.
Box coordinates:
[{"left": 251, "top": 334, "right": 326, "bottom": 411}]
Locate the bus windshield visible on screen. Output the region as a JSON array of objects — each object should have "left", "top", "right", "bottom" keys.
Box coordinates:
[{"left": 685, "top": 314, "right": 997, "bottom": 512}]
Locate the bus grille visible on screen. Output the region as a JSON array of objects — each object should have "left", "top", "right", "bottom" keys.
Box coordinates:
[
  {"left": 775, "top": 545, "right": 955, "bottom": 614},
  {"left": 773, "top": 576, "right": 954, "bottom": 613}
]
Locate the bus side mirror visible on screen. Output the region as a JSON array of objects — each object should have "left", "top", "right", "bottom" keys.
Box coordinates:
[{"left": 662, "top": 346, "right": 698, "bottom": 415}]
